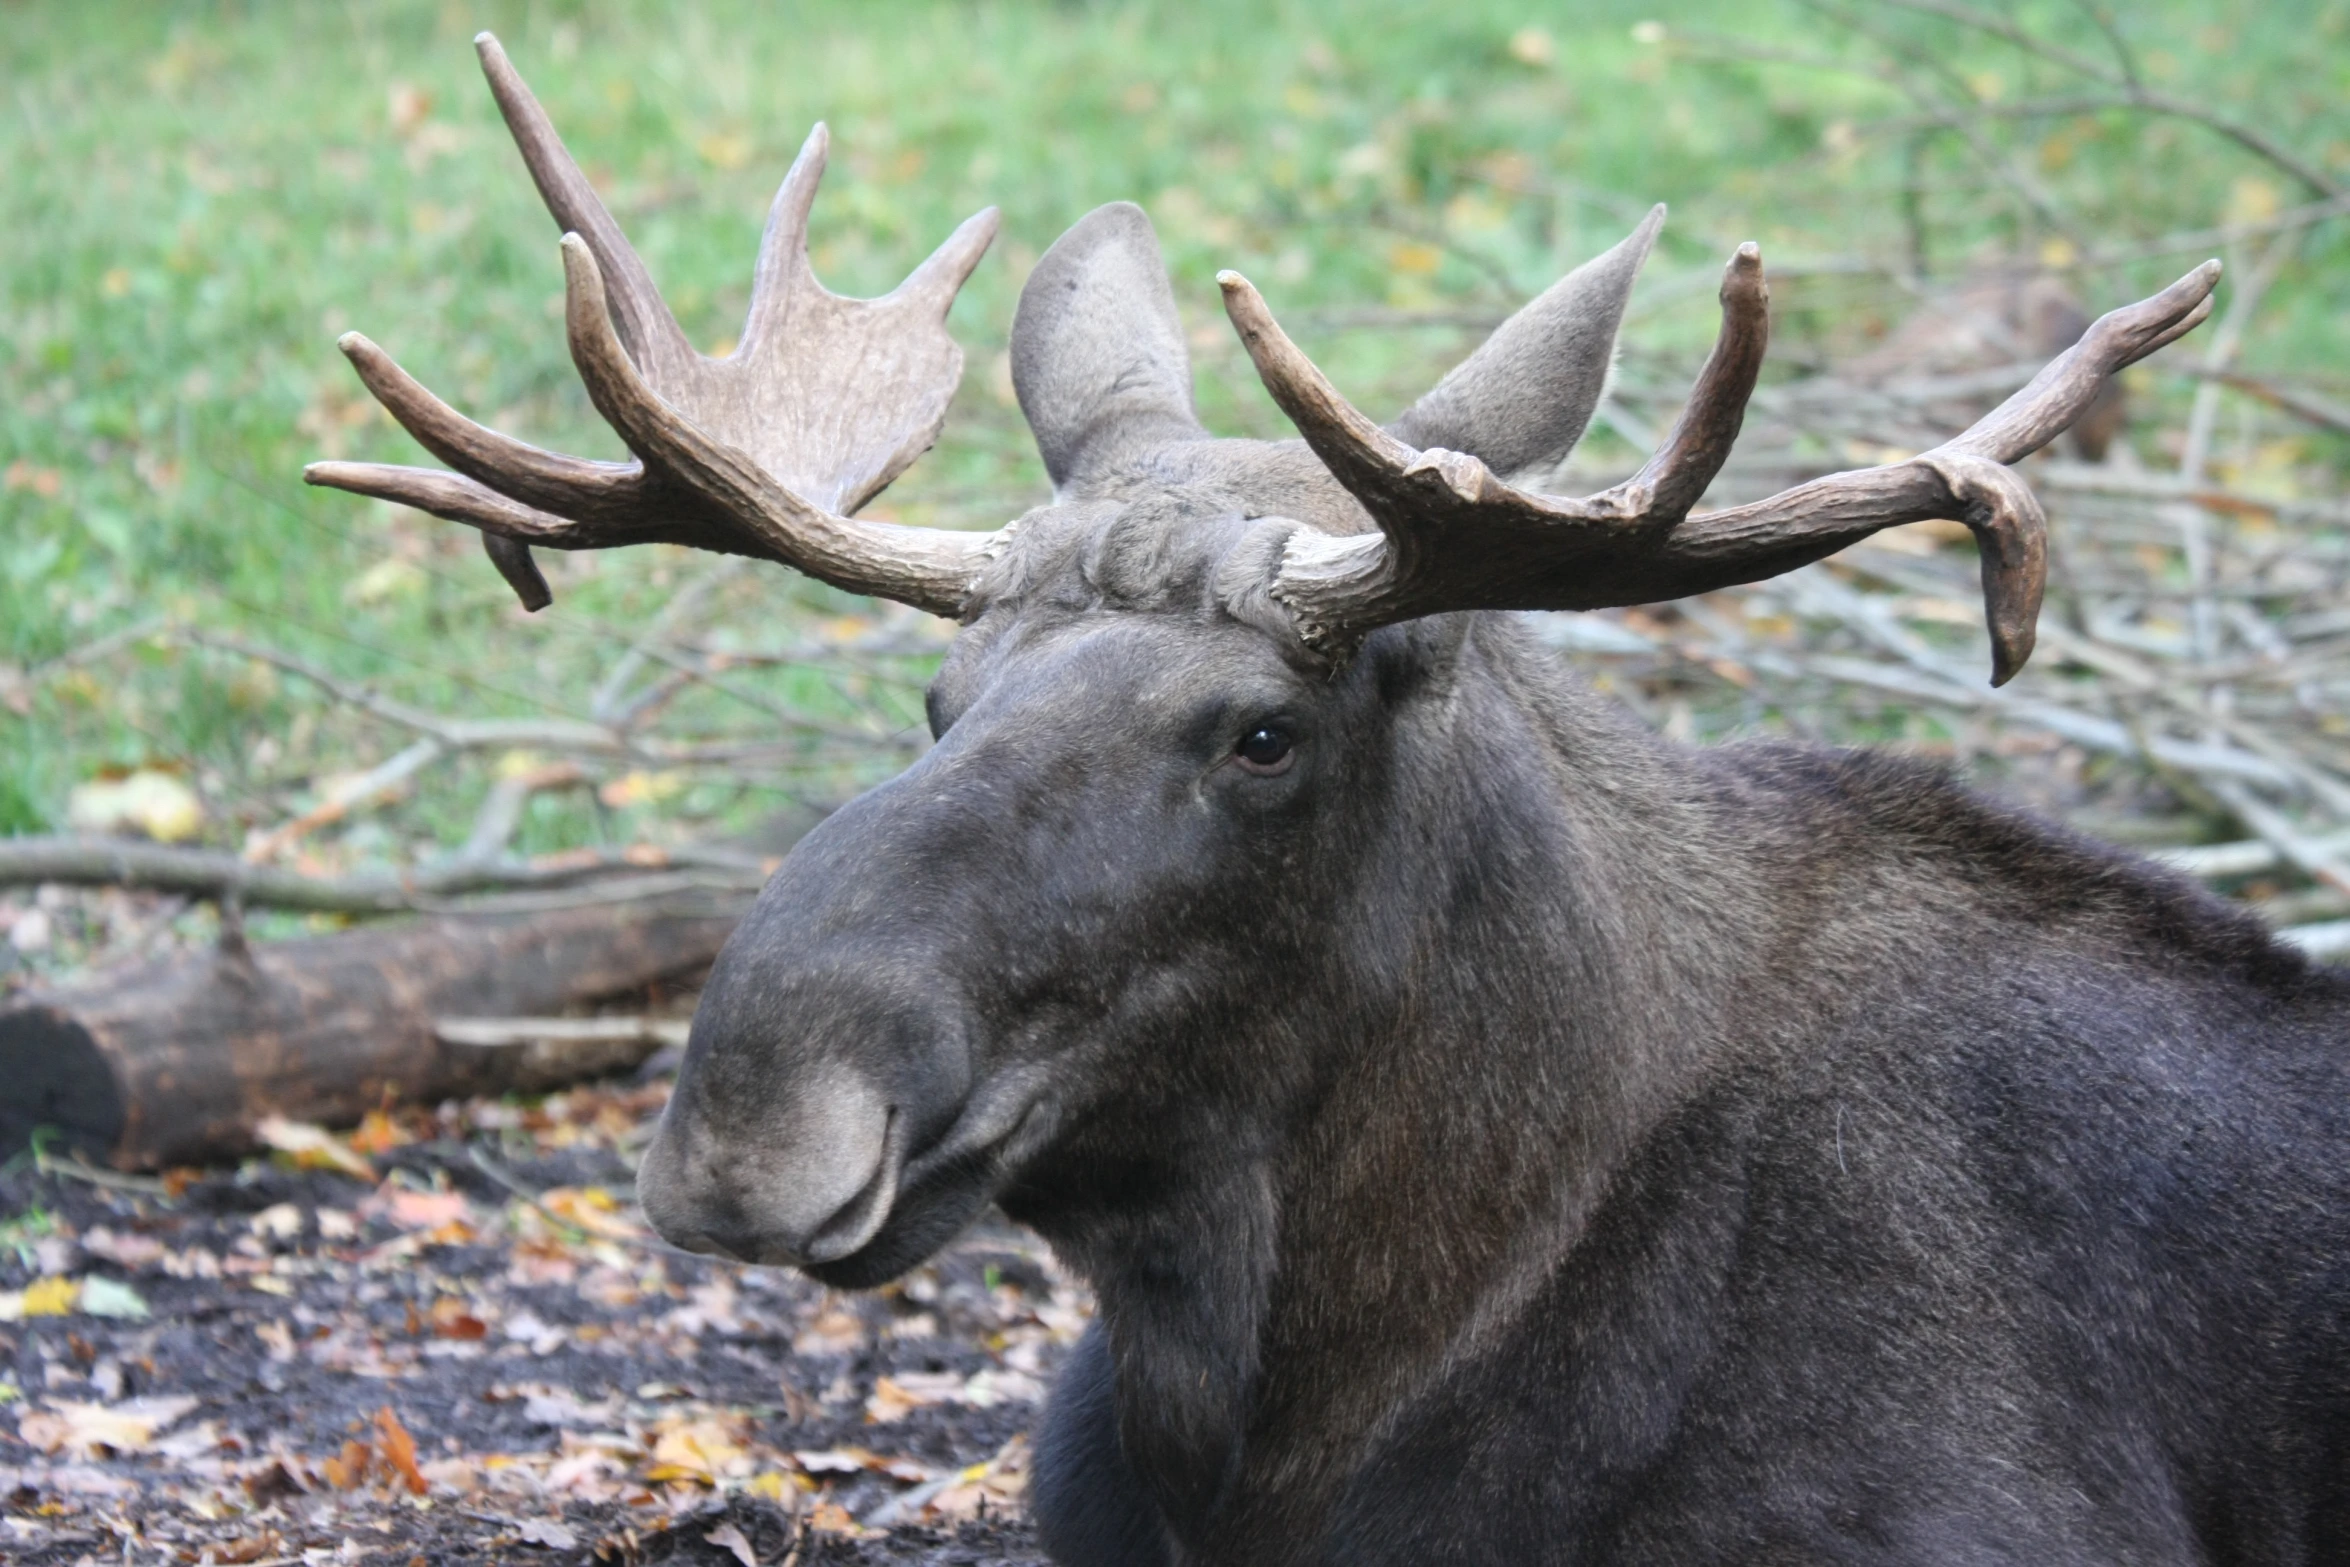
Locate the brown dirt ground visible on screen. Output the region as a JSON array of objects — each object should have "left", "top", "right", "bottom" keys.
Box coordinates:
[{"left": 0, "top": 1071, "right": 1080, "bottom": 1565}]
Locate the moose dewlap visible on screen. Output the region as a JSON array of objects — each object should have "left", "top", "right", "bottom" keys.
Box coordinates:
[{"left": 302, "top": 35, "right": 2350, "bottom": 1567}]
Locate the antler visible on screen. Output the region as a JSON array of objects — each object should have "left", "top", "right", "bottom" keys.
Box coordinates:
[
  {"left": 1221, "top": 249, "right": 2221, "bottom": 685},
  {"left": 305, "top": 33, "right": 1004, "bottom": 617}
]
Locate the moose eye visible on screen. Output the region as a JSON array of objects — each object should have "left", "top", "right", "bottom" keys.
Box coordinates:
[{"left": 1235, "top": 725, "right": 1295, "bottom": 775}]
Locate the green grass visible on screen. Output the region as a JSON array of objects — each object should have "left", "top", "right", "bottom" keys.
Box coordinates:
[{"left": 4, "top": 0, "right": 2348, "bottom": 869}]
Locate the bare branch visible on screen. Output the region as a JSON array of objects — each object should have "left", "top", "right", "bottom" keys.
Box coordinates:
[{"left": 0, "top": 835, "right": 770, "bottom": 915}]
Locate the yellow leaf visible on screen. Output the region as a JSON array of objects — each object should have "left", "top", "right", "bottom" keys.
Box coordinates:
[
  {"left": 1388, "top": 241, "right": 1443, "bottom": 277},
  {"left": 746, "top": 1469, "right": 811, "bottom": 1500},
  {"left": 643, "top": 1415, "right": 751, "bottom": 1486},
  {"left": 21, "top": 1277, "right": 79, "bottom": 1317},
  {"left": 67, "top": 770, "right": 205, "bottom": 843},
  {"left": 698, "top": 131, "right": 752, "bottom": 170},
  {"left": 539, "top": 1186, "right": 646, "bottom": 1241},
  {"left": 598, "top": 770, "right": 689, "bottom": 809},
  {"left": 2227, "top": 176, "right": 2281, "bottom": 226}
]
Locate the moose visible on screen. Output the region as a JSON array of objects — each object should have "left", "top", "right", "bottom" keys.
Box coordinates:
[{"left": 308, "top": 38, "right": 2350, "bottom": 1566}]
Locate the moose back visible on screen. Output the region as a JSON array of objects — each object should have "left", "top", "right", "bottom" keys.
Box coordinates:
[{"left": 307, "top": 38, "right": 2350, "bottom": 1565}]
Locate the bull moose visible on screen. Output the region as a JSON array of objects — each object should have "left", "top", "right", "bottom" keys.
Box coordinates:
[{"left": 307, "top": 37, "right": 2350, "bottom": 1566}]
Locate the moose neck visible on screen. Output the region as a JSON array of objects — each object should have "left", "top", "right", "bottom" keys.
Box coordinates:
[{"left": 1019, "top": 616, "right": 1778, "bottom": 1559}]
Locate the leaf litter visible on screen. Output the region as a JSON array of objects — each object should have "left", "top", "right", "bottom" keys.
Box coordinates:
[{"left": 1, "top": 1077, "right": 1083, "bottom": 1563}]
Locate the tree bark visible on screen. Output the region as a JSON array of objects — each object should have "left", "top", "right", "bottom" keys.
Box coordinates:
[{"left": 0, "top": 905, "right": 738, "bottom": 1171}]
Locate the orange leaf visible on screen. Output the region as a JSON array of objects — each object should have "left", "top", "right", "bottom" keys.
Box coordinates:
[
  {"left": 374, "top": 1407, "right": 428, "bottom": 1496},
  {"left": 348, "top": 1109, "right": 414, "bottom": 1156},
  {"left": 321, "top": 1438, "right": 373, "bottom": 1490},
  {"left": 429, "top": 1297, "right": 488, "bottom": 1341}
]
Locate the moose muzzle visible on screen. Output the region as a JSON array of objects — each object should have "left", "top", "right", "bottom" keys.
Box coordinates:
[{"left": 635, "top": 958, "right": 974, "bottom": 1270}]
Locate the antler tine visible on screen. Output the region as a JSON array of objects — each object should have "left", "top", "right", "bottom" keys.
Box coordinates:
[
  {"left": 1595, "top": 243, "right": 1771, "bottom": 523},
  {"left": 1231, "top": 237, "right": 2221, "bottom": 685},
  {"left": 475, "top": 32, "right": 692, "bottom": 377},
  {"left": 739, "top": 125, "right": 830, "bottom": 355},
  {"left": 330, "top": 331, "right": 650, "bottom": 524},
  {"left": 1218, "top": 271, "right": 1427, "bottom": 525},
  {"left": 899, "top": 205, "right": 1004, "bottom": 317},
  {"left": 302, "top": 458, "right": 789, "bottom": 564},
  {"left": 1950, "top": 259, "right": 2222, "bottom": 464}
]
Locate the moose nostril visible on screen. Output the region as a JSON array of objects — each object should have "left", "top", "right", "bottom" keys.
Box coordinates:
[{"left": 801, "top": 1106, "right": 905, "bottom": 1265}]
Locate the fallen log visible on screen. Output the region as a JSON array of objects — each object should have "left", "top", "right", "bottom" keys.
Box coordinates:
[{"left": 0, "top": 904, "right": 739, "bottom": 1170}]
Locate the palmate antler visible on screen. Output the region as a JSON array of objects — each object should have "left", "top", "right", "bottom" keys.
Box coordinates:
[
  {"left": 305, "top": 34, "right": 1004, "bottom": 616},
  {"left": 1221, "top": 252, "right": 2221, "bottom": 684}
]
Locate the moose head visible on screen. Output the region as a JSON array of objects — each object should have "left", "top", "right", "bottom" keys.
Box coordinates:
[{"left": 311, "top": 38, "right": 2229, "bottom": 1559}]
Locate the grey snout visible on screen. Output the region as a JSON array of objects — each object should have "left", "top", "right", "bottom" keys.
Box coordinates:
[{"left": 639, "top": 1060, "right": 903, "bottom": 1265}]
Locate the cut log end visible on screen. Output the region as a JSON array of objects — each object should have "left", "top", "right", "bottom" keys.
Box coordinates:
[{"left": 0, "top": 1004, "right": 127, "bottom": 1164}]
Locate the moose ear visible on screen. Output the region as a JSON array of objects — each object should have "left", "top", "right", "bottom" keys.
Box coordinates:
[
  {"left": 1012, "top": 202, "right": 1208, "bottom": 492},
  {"left": 1391, "top": 205, "right": 1666, "bottom": 482}
]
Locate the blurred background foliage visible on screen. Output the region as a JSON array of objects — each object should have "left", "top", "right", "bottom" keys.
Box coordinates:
[{"left": 4, "top": 0, "right": 2348, "bottom": 939}]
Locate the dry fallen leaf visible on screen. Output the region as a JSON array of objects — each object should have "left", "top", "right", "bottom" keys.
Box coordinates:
[
  {"left": 517, "top": 1517, "right": 579, "bottom": 1550},
  {"left": 793, "top": 1303, "right": 865, "bottom": 1355},
  {"left": 78, "top": 1276, "right": 151, "bottom": 1321},
  {"left": 375, "top": 1406, "right": 429, "bottom": 1495},
  {"left": 642, "top": 1417, "right": 751, "bottom": 1485},
  {"left": 321, "top": 1436, "right": 373, "bottom": 1490},
  {"left": 429, "top": 1295, "right": 489, "bottom": 1341},
  {"left": 538, "top": 1185, "right": 645, "bottom": 1241},
  {"left": 791, "top": 1445, "right": 931, "bottom": 1484},
  {"left": 805, "top": 1500, "right": 878, "bottom": 1539},
  {"left": 366, "top": 1183, "right": 472, "bottom": 1230},
  {"left": 865, "top": 1371, "right": 965, "bottom": 1424},
  {"left": 79, "top": 1227, "right": 166, "bottom": 1269},
  {"left": 66, "top": 768, "right": 204, "bottom": 842},
  {"left": 705, "top": 1521, "right": 761, "bottom": 1567},
  {"left": 256, "top": 1115, "right": 378, "bottom": 1181},
  {"left": 745, "top": 1470, "right": 808, "bottom": 1502},
  {"left": 17, "top": 1395, "right": 200, "bottom": 1458},
  {"left": 348, "top": 1107, "right": 416, "bottom": 1155},
  {"left": 208, "top": 1528, "right": 286, "bottom": 1564}
]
